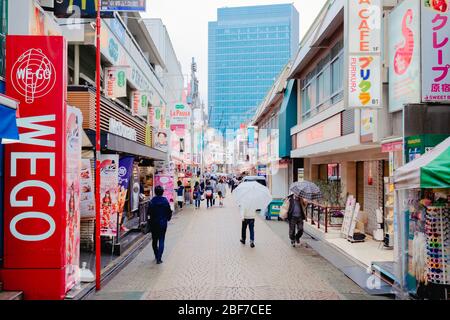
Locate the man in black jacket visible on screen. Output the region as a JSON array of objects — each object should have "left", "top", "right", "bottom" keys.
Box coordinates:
[
  {"left": 287, "top": 194, "right": 307, "bottom": 247},
  {"left": 147, "top": 186, "right": 173, "bottom": 264}
]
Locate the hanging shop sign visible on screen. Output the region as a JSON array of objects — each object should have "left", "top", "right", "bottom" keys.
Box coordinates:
[
  {"left": 100, "top": 154, "right": 119, "bottom": 237},
  {"left": 381, "top": 141, "right": 403, "bottom": 153},
  {"left": 346, "top": 0, "right": 382, "bottom": 109},
  {"left": 104, "top": 67, "right": 127, "bottom": 99},
  {"left": 101, "top": 0, "right": 147, "bottom": 12},
  {"left": 421, "top": 0, "right": 450, "bottom": 102},
  {"left": 80, "top": 159, "right": 95, "bottom": 218},
  {"left": 145, "top": 125, "right": 152, "bottom": 147},
  {"left": 3, "top": 35, "right": 69, "bottom": 299},
  {"left": 65, "top": 106, "right": 82, "bottom": 292},
  {"left": 170, "top": 103, "right": 191, "bottom": 126},
  {"left": 131, "top": 90, "right": 149, "bottom": 117},
  {"left": 388, "top": 0, "right": 421, "bottom": 112},
  {"left": 109, "top": 118, "right": 137, "bottom": 141},
  {"left": 360, "top": 109, "right": 375, "bottom": 142}
]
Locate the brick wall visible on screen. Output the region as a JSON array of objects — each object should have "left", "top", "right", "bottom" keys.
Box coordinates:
[{"left": 362, "top": 161, "right": 383, "bottom": 236}]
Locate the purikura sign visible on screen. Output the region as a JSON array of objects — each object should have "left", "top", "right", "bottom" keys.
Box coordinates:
[
  {"left": 346, "top": 0, "right": 382, "bottom": 108},
  {"left": 421, "top": 0, "right": 450, "bottom": 102},
  {"left": 3, "top": 35, "right": 68, "bottom": 300}
]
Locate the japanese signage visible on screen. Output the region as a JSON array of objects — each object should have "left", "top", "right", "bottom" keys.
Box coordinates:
[
  {"left": 100, "top": 154, "right": 119, "bottom": 236},
  {"left": 80, "top": 159, "right": 95, "bottom": 218},
  {"left": 3, "top": 36, "right": 68, "bottom": 299},
  {"left": 388, "top": 0, "right": 421, "bottom": 112},
  {"left": 104, "top": 67, "right": 127, "bottom": 99},
  {"left": 346, "top": 0, "right": 382, "bottom": 108},
  {"left": 421, "top": 0, "right": 450, "bottom": 102},
  {"left": 101, "top": 0, "right": 147, "bottom": 12},
  {"left": 109, "top": 118, "right": 137, "bottom": 141},
  {"left": 65, "top": 106, "right": 82, "bottom": 292},
  {"left": 131, "top": 90, "right": 149, "bottom": 116}
]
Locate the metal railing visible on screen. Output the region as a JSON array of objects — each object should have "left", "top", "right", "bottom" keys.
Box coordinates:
[{"left": 304, "top": 200, "right": 344, "bottom": 233}]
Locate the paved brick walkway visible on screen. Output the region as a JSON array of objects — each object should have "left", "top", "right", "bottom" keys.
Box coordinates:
[{"left": 90, "top": 191, "right": 372, "bottom": 300}]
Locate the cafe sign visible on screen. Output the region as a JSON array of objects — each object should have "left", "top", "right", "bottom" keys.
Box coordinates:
[{"left": 346, "top": 0, "right": 382, "bottom": 109}]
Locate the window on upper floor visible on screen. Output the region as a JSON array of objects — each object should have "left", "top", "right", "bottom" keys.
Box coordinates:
[{"left": 300, "top": 39, "right": 344, "bottom": 122}]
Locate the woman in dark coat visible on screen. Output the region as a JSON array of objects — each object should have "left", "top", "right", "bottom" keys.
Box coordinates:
[{"left": 147, "top": 186, "right": 173, "bottom": 264}]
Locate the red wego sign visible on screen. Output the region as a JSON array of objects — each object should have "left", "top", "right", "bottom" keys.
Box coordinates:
[{"left": 2, "top": 36, "right": 68, "bottom": 300}]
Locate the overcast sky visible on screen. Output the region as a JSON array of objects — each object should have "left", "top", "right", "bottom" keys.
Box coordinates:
[{"left": 142, "top": 0, "right": 327, "bottom": 105}]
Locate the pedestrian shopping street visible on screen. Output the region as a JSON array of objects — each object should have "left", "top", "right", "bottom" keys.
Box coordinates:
[{"left": 90, "top": 192, "right": 377, "bottom": 300}]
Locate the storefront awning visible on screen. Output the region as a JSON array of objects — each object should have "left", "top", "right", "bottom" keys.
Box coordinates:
[
  {"left": 0, "top": 94, "right": 20, "bottom": 143},
  {"left": 107, "top": 133, "right": 167, "bottom": 161},
  {"left": 394, "top": 137, "right": 450, "bottom": 189}
]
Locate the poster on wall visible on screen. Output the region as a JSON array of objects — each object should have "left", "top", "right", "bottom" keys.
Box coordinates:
[
  {"left": 154, "top": 129, "right": 169, "bottom": 152},
  {"left": 3, "top": 35, "right": 68, "bottom": 299},
  {"left": 346, "top": 0, "right": 382, "bottom": 109},
  {"left": 388, "top": 0, "right": 421, "bottom": 112},
  {"left": 104, "top": 67, "right": 127, "bottom": 99},
  {"left": 65, "top": 106, "right": 82, "bottom": 291},
  {"left": 154, "top": 174, "right": 175, "bottom": 210},
  {"left": 421, "top": 0, "right": 450, "bottom": 102},
  {"left": 100, "top": 154, "right": 119, "bottom": 236},
  {"left": 80, "top": 159, "right": 95, "bottom": 218},
  {"left": 118, "top": 157, "right": 134, "bottom": 227},
  {"left": 131, "top": 164, "right": 140, "bottom": 212}
]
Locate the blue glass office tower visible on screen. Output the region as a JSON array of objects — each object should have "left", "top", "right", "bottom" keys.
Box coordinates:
[{"left": 208, "top": 4, "right": 299, "bottom": 133}]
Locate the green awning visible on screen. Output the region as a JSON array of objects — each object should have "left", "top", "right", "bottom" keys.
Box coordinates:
[{"left": 394, "top": 137, "right": 450, "bottom": 190}]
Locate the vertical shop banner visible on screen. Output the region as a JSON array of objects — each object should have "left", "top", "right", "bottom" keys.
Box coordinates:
[
  {"left": 104, "top": 67, "right": 127, "bottom": 99},
  {"left": 3, "top": 35, "right": 68, "bottom": 299},
  {"left": 388, "top": 0, "right": 421, "bottom": 112},
  {"left": 131, "top": 164, "right": 140, "bottom": 212},
  {"left": 154, "top": 174, "right": 174, "bottom": 209},
  {"left": 65, "top": 106, "right": 82, "bottom": 292},
  {"left": 360, "top": 109, "right": 375, "bottom": 142},
  {"left": 421, "top": 0, "right": 450, "bottom": 102},
  {"left": 100, "top": 154, "right": 119, "bottom": 237},
  {"left": 152, "top": 104, "right": 162, "bottom": 128},
  {"left": 131, "top": 91, "right": 149, "bottom": 116},
  {"left": 117, "top": 156, "right": 134, "bottom": 225},
  {"left": 346, "top": 0, "right": 382, "bottom": 108},
  {"left": 80, "top": 159, "right": 95, "bottom": 218}
]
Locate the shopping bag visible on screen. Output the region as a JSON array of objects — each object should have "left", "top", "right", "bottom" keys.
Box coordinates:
[{"left": 279, "top": 198, "right": 290, "bottom": 220}]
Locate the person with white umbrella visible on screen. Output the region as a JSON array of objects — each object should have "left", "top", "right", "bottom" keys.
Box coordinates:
[{"left": 233, "top": 181, "right": 273, "bottom": 248}]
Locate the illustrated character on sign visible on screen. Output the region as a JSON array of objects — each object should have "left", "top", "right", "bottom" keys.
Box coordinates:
[
  {"left": 394, "top": 9, "right": 415, "bottom": 76},
  {"left": 101, "top": 190, "right": 112, "bottom": 229}
]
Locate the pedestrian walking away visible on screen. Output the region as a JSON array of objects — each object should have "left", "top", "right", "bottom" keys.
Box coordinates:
[
  {"left": 240, "top": 206, "right": 257, "bottom": 248},
  {"left": 204, "top": 180, "right": 214, "bottom": 208},
  {"left": 147, "top": 186, "right": 173, "bottom": 264},
  {"left": 193, "top": 182, "right": 202, "bottom": 209},
  {"left": 176, "top": 180, "right": 185, "bottom": 210},
  {"left": 286, "top": 194, "right": 306, "bottom": 247},
  {"left": 217, "top": 179, "right": 227, "bottom": 206}
]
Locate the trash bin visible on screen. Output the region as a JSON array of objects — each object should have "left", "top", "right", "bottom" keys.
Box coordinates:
[{"left": 266, "top": 199, "right": 284, "bottom": 221}]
